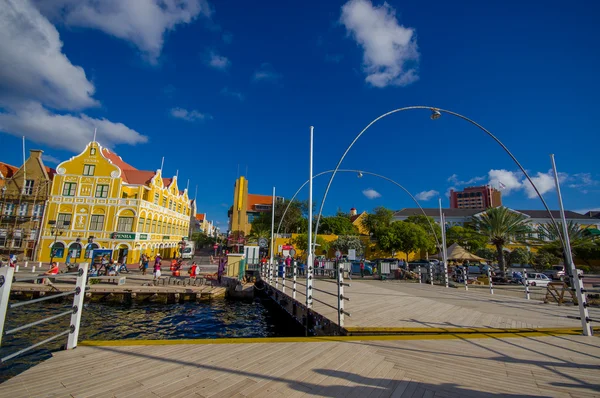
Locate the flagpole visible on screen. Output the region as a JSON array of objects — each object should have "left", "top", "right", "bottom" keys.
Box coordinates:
[{"left": 160, "top": 157, "right": 165, "bottom": 173}]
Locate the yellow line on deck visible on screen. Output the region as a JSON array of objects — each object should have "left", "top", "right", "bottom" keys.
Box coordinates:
[
  {"left": 343, "top": 326, "right": 600, "bottom": 335},
  {"left": 80, "top": 328, "right": 597, "bottom": 347}
]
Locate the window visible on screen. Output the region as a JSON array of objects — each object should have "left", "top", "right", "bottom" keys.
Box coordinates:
[
  {"left": 95, "top": 184, "right": 109, "bottom": 198},
  {"left": 18, "top": 203, "right": 28, "bottom": 216},
  {"left": 145, "top": 219, "right": 150, "bottom": 233},
  {"left": 68, "top": 243, "right": 82, "bottom": 258},
  {"left": 158, "top": 221, "right": 162, "bottom": 233},
  {"left": 177, "top": 204, "right": 181, "bottom": 213},
  {"left": 138, "top": 218, "right": 145, "bottom": 232},
  {"left": 152, "top": 220, "right": 156, "bottom": 233},
  {"left": 83, "top": 164, "right": 95, "bottom": 176},
  {"left": 168, "top": 200, "right": 172, "bottom": 210},
  {"left": 117, "top": 217, "right": 134, "bottom": 232},
  {"left": 154, "top": 194, "right": 159, "bottom": 205},
  {"left": 162, "top": 197, "right": 167, "bottom": 207},
  {"left": 51, "top": 242, "right": 65, "bottom": 258},
  {"left": 33, "top": 204, "right": 44, "bottom": 218},
  {"left": 23, "top": 180, "right": 34, "bottom": 195},
  {"left": 57, "top": 213, "right": 72, "bottom": 227},
  {"left": 12, "top": 237, "right": 22, "bottom": 249},
  {"left": 3, "top": 203, "right": 14, "bottom": 216},
  {"left": 89, "top": 215, "right": 105, "bottom": 231},
  {"left": 63, "top": 182, "right": 77, "bottom": 196}
]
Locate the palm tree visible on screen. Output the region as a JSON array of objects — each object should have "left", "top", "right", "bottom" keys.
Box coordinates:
[
  {"left": 247, "top": 225, "right": 270, "bottom": 245},
  {"left": 470, "top": 207, "right": 531, "bottom": 275},
  {"left": 537, "top": 220, "right": 591, "bottom": 248}
]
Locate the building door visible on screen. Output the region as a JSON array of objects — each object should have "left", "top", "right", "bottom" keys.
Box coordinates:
[{"left": 117, "top": 245, "right": 129, "bottom": 264}]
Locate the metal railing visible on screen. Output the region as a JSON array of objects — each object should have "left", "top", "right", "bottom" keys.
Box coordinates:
[{"left": 0, "top": 263, "right": 89, "bottom": 363}]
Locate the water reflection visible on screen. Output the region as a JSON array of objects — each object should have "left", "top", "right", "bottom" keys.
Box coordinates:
[{"left": 1, "top": 298, "right": 301, "bottom": 382}]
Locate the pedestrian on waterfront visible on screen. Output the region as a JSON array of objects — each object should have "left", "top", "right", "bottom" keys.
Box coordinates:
[
  {"left": 8, "top": 254, "right": 16, "bottom": 268},
  {"left": 217, "top": 257, "right": 226, "bottom": 285},
  {"left": 285, "top": 256, "right": 291, "bottom": 277},
  {"left": 65, "top": 252, "right": 72, "bottom": 267},
  {"left": 141, "top": 254, "right": 149, "bottom": 275},
  {"left": 189, "top": 262, "right": 198, "bottom": 278},
  {"left": 153, "top": 256, "right": 162, "bottom": 284},
  {"left": 360, "top": 259, "right": 365, "bottom": 278}
]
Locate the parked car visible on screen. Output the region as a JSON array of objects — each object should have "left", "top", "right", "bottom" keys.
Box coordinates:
[
  {"left": 350, "top": 261, "right": 374, "bottom": 275},
  {"left": 543, "top": 265, "right": 584, "bottom": 280},
  {"left": 522, "top": 273, "right": 552, "bottom": 287}
]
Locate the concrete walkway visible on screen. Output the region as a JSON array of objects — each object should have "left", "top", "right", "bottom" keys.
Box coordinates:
[{"left": 1, "top": 334, "right": 599, "bottom": 397}]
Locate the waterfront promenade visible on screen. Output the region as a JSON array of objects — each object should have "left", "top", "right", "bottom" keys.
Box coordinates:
[
  {"left": 285, "top": 279, "right": 599, "bottom": 332},
  {"left": 1, "top": 333, "right": 599, "bottom": 397}
]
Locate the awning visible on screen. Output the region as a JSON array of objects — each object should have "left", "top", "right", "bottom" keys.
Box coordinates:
[{"left": 583, "top": 228, "right": 600, "bottom": 237}]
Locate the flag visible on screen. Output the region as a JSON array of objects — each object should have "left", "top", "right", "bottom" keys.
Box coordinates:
[{"left": 498, "top": 181, "right": 506, "bottom": 190}]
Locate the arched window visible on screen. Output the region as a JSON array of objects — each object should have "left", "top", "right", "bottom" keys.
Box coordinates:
[
  {"left": 51, "top": 242, "right": 65, "bottom": 258},
  {"left": 68, "top": 242, "right": 82, "bottom": 258}
]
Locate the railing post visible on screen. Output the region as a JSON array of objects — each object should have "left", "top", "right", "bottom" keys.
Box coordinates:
[
  {"left": 488, "top": 268, "right": 494, "bottom": 295},
  {"left": 306, "top": 258, "right": 313, "bottom": 309},
  {"left": 268, "top": 261, "right": 272, "bottom": 286},
  {"left": 464, "top": 267, "right": 468, "bottom": 291},
  {"left": 418, "top": 266, "right": 422, "bottom": 284},
  {"left": 429, "top": 263, "right": 433, "bottom": 286},
  {"left": 67, "top": 262, "right": 88, "bottom": 350},
  {"left": 282, "top": 261, "right": 286, "bottom": 293},
  {"left": 338, "top": 261, "right": 344, "bottom": 328},
  {"left": 275, "top": 260, "right": 279, "bottom": 289},
  {"left": 292, "top": 261, "right": 297, "bottom": 300},
  {"left": 524, "top": 270, "right": 530, "bottom": 300},
  {"left": 0, "top": 266, "right": 15, "bottom": 347}
]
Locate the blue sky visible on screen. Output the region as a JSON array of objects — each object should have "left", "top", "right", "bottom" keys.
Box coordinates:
[{"left": 1, "top": 0, "right": 599, "bottom": 229}]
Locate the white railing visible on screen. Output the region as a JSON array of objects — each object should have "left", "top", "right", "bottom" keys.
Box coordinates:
[{"left": 0, "top": 263, "right": 89, "bottom": 362}]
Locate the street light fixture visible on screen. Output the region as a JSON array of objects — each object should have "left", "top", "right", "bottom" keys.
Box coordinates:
[{"left": 430, "top": 108, "right": 442, "bottom": 120}]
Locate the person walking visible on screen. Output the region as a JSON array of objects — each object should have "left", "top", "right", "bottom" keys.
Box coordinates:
[
  {"left": 217, "top": 257, "right": 226, "bottom": 285},
  {"left": 153, "top": 254, "right": 162, "bottom": 284},
  {"left": 360, "top": 259, "right": 365, "bottom": 278},
  {"left": 285, "top": 255, "right": 292, "bottom": 277},
  {"left": 189, "top": 262, "right": 198, "bottom": 279}
]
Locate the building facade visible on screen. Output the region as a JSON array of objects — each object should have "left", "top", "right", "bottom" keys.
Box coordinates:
[
  {"left": 228, "top": 176, "right": 280, "bottom": 236},
  {"left": 449, "top": 185, "right": 501, "bottom": 209},
  {"left": 0, "top": 150, "right": 54, "bottom": 261},
  {"left": 38, "top": 141, "right": 191, "bottom": 264}
]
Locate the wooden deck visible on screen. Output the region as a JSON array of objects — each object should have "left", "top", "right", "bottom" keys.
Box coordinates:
[
  {"left": 1, "top": 334, "right": 599, "bottom": 397},
  {"left": 281, "top": 278, "right": 599, "bottom": 331}
]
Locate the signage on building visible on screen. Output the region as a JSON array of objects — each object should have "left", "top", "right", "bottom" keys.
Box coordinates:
[
  {"left": 182, "top": 236, "right": 188, "bottom": 241},
  {"left": 112, "top": 232, "right": 135, "bottom": 240},
  {"left": 348, "top": 249, "right": 356, "bottom": 261},
  {"left": 162, "top": 236, "right": 170, "bottom": 240},
  {"left": 139, "top": 234, "right": 148, "bottom": 240},
  {"left": 258, "top": 237, "right": 268, "bottom": 248}
]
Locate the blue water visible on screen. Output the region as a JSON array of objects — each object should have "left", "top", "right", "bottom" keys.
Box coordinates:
[{"left": 0, "top": 298, "right": 302, "bottom": 382}]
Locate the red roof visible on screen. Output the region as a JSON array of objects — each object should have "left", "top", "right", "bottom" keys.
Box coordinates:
[
  {"left": 0, "top": 162, "right": 17, "bottom": 179},
  {"left": 45, "top": 166, "right": 56, "bottom": 180},
  {"left": 121, "top": 170, "right": 155, "bottom": 185},
  {"left": 101, "top": 148, "right": 137, "bottom": 171},
  {"left": 163, "top": 178, "right": 172, "bottom": 187},
  {"left": 196, "top": 213, "right": 205, "bottom": 221},
  {"left": 247, "top": 194, "right": 273, "bottom": 211}
]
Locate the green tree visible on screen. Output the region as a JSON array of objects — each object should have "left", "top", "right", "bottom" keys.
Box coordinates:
[
  {"left": 318, "top": 216, "right": 359, "bottom": 235},
  {"left": 446, "top": 225, "right": 488, "bottom": 252},
  {"left": 378, "top": 221, "right": 434, "bottom": 261},
  {"left": 191, "top": 232, "right": 216, "bottom": 248},
  {"left": 536, "top": 221, "right": 593, "bottom": 264},
  {"left": 573, "top": 241, "right": 600, "bottom": 266},
  {"left": 291, "top": 234, "right": 331, "bottom": 256},
  {"left": 330, "top": 235, "right": 365, "bottom": 257},
  {"left": 532, "top": 250, "right": 559, "bottom": 272},
  {"left": 251, "top": 199, "right": 309, "bottom": 235},
  {"left": 508, "top": 247, "right": 532, "bottom": 266},
  {"left": 470, "top": 207, "right": 531, "bottom": 275},
  {"left": 362, "top": 207, "right": 393, "bottom": 234},
  {"left": 475, "top": 247, "right": 497, "bottom": 262},
  {"left": 247, "top": 224, "right": 270, "bottom": 245},
  {"left": 405, "top": 215, "right": 441, "bottom": 257}
]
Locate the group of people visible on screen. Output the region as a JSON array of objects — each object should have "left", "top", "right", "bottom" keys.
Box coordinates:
[{"left": 88, "top": 254, "right": 129, "bottom": 277}]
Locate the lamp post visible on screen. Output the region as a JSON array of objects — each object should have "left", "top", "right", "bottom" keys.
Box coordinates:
[{"left": 312, "top": 105, "right": 586, "bottom": 334}]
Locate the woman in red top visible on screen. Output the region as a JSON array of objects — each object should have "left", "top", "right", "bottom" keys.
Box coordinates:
[
  {"left": 189, "top": 262, "right": 198, "bottom": 278},
  {"left": 45, "top": 262, "right": 60, "bottom": 275}
]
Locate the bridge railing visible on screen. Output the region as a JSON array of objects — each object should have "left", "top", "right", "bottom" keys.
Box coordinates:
[{"left": 0, "top": 263, "right": 89, "bottom": 363}]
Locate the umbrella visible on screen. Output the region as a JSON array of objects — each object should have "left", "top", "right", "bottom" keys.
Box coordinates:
[{"left": 433, "top": 243, "right": 486, "bottom": 261}]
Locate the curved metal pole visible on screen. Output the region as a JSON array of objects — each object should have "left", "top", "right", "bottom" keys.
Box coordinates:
[
  {"left": 276, "top": 169, "right": 440, "bottom": 249},
  {"left": 313, "top": 106, "right": 565, "bottom": 252}
]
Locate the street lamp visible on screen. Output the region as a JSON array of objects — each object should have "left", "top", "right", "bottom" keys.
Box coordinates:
[{"left": 311, "top": 105, "right": 590, "bottom": 335}]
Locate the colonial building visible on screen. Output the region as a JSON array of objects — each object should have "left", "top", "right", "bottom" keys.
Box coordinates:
[
  {"left": 0, "top": 150, "right": 54, "bottom": 261},
  {"left": 393, "top": 207, "right": 599, "bottom": 241},
  {"left": 228, "top": 176, "right": 282, "bottom": 236},
  {"left": 38, "top": 141, "right": 191, "bottom": 263}
]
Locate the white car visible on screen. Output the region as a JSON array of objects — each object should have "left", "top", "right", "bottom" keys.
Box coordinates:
[{"left": 523, "top": 273, "right": 551, "bottom": 287}]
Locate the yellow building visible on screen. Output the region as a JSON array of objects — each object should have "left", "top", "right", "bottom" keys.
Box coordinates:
[
  {"left": 38, "top": 141, "right": 191, "bottom": 263},
  {"left": 228, "top": 176, "right": 278, "bottom": 236}
]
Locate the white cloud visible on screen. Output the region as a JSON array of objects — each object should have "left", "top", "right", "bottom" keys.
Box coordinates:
[
  {"left": 0, "top": 1, "right": 147, "bottom": 152},
  {"left": 208, "top": 51, "right": 230, "bottom": 70},
  {"left": 0, "top": 102, "right": 147, "bottom": 151},
  {"left": 415, "top": 190, "right": 439, "bottom": 201},
  {"left": 568, "top": 173, "right": 599, "bottom": 192},
  {"left": 362, "top": 188, "right": 381, "bottom": 199},
  {"left": 523, "top": 171, "right": 557, "bottom": 199},
  {"left": 170, "top": 107, "right": 212, "bottom": 122},
  {"left": 340, "top": 0, "right": 419, "bottom": 88},
  {"left": 0, "top": 0, "right": 98, "bottom": 111},
  {"left": 220, "top": 87, "right": 244, "bottom": 101},
  {"left": 33, "top": 0, "right": 211, "bottom": 63},
  {"left": 41, "top": 154, "right": 61, "bottom": 165},
  {"left": 447, "top": 174, "right": 485, "bottom": 186},
  {"left": 445, "top": 186, "right": 456, "bottom": 199},
  {"left": 487, "top": 169, "right": 523, "bottom": 194},
  {"left": 253, "top": 63, "right": 281, "bottom": 82}
]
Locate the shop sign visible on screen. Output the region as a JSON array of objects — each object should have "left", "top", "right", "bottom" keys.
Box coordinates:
[
  {"left": 112, "top": 232, "right": 135, "bottom": 240},
  {"left": 162, "top": 236, "right": 170, "bottom": 240},
  {"left": 139, "top": 234, "right": 148, "bottom": 240}
]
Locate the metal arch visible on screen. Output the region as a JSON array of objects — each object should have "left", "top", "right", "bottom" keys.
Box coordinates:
[
  {"left": 313, "top": 106, "right": 565, "bottom": 252},
  {"left": 275, "top": 169, "right": 440, "bottom": 249}
]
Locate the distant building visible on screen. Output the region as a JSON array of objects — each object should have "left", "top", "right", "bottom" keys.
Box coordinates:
[
  {"left": 227, "top": 176, "right": 282, "bottom": 236},
  {"left": 349, "top": 207, "right": 369, "bottom": 235},
  {"left": 0, "top": 150, "right": 54, "bottom": 261},
  {"left": 449, "top": 185, "right": 501, "bottom": 209}
]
